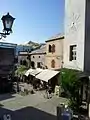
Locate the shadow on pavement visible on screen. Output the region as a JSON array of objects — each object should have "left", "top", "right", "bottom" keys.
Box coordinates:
[
  {"left": 0, "top": 94, "right": 15, "bottom": 101},
  {"left": 0, "top": 106, "right": 56, "bottom": 120}
]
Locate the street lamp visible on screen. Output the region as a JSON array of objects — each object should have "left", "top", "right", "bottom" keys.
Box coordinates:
[{"left": 0, "top": 12, "right": 15, "bottom": 39}]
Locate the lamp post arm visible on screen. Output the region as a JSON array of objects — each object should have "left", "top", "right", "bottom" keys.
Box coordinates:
[{"left": 0, "top": 32, "right": 6, "bottom": 39}]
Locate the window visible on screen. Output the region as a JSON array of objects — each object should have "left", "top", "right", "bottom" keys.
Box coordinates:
[
  {"left": 37, "top": 62, "right": 41, "bottom": 68},
  {"left": 33, "top": 56, "right": 34, "bottom": 58},
  {"left": 69, "top": 45, "right": 77, "bottom": 61},
  {"left": 48, "top": 45, "right": 52, "bottom": 52},
  {"left": 51, "top": 60, "right": 55, "bottom": 68},
  {"left": 39, "top": 56, "right": 40, "bottom": 58},
  {"left": 48, "top": 44, "right": 55, "bottom": 53},
  {"left": 52, "top": 44, "right": 55, "bottom": 53}
]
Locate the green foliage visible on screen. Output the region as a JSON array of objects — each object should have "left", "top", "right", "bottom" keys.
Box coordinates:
[
  {"left": 68, "top": 98, "right": 79, "bottom": 111},
  {"left": 60, "top": 68, "right": 79, "bottom": 95},
  {"left": 60, "top": 68, "right": 82, "bottom": 111},
  {"left": 15, "top": 65, "right": 28, "bottom": 76}
]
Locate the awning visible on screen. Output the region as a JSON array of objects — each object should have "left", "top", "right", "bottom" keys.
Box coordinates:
[
  {"left": 30, "top": 68, "right": 43, "bottom": 76},
  {"left": 25, "top": 68, "right": 43, "bottom": 76},
  {"left": 36, "top": 69, "right": 60, "bottom": 82},
  {"left": 24, "top": 68, "right": 33, "bottom": 76}
]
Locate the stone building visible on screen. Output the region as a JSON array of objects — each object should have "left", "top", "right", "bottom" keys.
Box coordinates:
[
  {"left": 45, "top": 34, "right": 64, "bottom": 70},
  {"left": 18, "top": 51, "right": 29, "bottom": 66},
  {"left": 30, "top": 45, "right": 46, "bottom": 69}
]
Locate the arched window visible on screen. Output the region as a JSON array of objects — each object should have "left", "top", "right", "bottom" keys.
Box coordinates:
[
  {"left": 48, "top": 45, "right": 52, "bottom": 52},
  {"left": 31, "top": 61, "right": 35, "bottom": 68},
  {"left": 22, "top": 59, "right": 27, "bottom": 66},
  {"left": 52, "top": 44, "right": 55, "bottom": 53},
  {"left": 20, "top": 60, "right": 22, "bottom": 65},
  {"left": 51, "top": 60, "right": 55, "bottom": 68}
]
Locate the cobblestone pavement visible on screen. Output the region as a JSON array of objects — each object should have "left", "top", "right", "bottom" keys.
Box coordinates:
[{"left": 0, "top": 92, "right": 68, "bottom": 120}]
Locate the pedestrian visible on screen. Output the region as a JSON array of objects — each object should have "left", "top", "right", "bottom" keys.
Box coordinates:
[
  {"left": 45, "top": 84, "right": 48, "bottom": 98},
  {"left": 48, "top": 86, "right": 52, "bottom": 98},
  {"left": 17, "top": 82, "right": 19, "bottom": 93},
  {"left": 46, "top": 84, "right": 48, "bottom": 92}
]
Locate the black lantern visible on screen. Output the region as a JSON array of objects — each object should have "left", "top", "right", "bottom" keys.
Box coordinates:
[{"left": 1, "top": 12, "right": 15, "bottom": 35}]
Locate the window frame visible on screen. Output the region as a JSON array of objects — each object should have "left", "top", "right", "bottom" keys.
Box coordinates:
[
  {"left": 52, "top": 44, "right": 55, "bottom": 53},
  {"left": 69, "top": 45, "right": 77, "bottom": 61}
]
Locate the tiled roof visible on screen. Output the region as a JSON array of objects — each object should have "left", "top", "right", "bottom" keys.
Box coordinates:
[
  {"left": 46, "top": 33, "right": 64, "bottom": 42},
  {"left": 50, "top": 33, "right": 64, "bottom": 39},
  {"left": 30, "top": 45, "right": 46, "bottom": 54}
]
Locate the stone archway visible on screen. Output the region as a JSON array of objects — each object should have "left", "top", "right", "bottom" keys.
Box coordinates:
[{"left": 31, "top": 61, "right": 35, "bottom": 68}]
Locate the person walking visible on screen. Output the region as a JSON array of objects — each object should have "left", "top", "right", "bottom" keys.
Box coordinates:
[
  {"left": 48, "top": 86, "right": 52, "bottom": 98},
  {"left": 45, "top": 84, "right": 49, "bottom": 99}
]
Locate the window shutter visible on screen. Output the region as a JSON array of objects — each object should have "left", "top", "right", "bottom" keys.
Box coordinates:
[
  {"left": 69, "top": 46, "right": 73, "bottom": 61},
  {"left": 49, "top": 45, "right": 52, "bottom": 52},
  {"left": 52, "top": 44, "right": 55, "bottom": 53}
]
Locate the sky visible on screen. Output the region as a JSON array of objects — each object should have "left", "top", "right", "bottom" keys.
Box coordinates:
[{"left": 0, "top": 0, "right": 65, "bottom": 44}]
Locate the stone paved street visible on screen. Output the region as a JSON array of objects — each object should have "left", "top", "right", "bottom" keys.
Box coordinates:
[{"left": 0, "top": 92, "right": 68, "bottom": 120}]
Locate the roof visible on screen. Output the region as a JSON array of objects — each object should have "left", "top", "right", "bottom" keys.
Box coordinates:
[
  {"left": 30, "top": 45, "right": 46, "bottom": 55},
  {"left": 45, "top": 33, "right": 64, "bottom": 42},
  {"left": 36, "top": 69, "right": 60, "bottom": 82},
  {"left": 25, "top": 68, "right": 43, "bottom": 76},
  {"left": 18, "top": 51, "right": 29, "bottom": 56},
  {"left": 30, "top": 68, "right": 43, "bottom": 76},
  {"left": 0, "top": 42, "right": 17, "bottom": 49},
  {"left": 17, "top": 44, "right": 32, "bottom": 47},
  {"left": 25, "top": 68, "right": 33, "bottom": 76}
]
